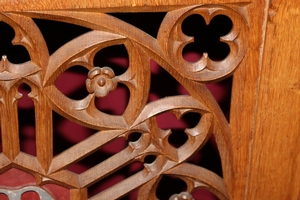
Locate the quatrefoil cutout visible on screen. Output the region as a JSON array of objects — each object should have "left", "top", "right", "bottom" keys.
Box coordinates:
[
  {"left": 182, "top": 14, "right": 233, "bottom": 62},
  {"left": 158, "top": 5, "right": 248, "bottom": 82}
]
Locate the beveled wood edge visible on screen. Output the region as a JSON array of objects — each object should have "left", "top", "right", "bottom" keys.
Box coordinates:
[
  {"left": 0, "top": 1, "right": 250, "bottom": 12},
  {"left": 229, "top": 0, "right": 270, "bottom": 199}
]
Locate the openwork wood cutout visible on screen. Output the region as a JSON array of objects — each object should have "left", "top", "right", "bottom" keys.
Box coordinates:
[{"left": 0, "top": 4, "right": 248, "bottom": 200}]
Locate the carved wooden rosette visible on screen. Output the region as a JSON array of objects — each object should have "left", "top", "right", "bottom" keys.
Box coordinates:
[{"left": 0, "top": 4, "right": 248, "bottom": 200}]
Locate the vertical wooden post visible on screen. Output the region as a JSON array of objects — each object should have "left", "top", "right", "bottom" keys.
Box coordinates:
[
  {"left": 247, "top": 0, "right": 300, "bottom": 199},
  {"left": 230, "top": 1, "right": 270, "bottom": 199}
]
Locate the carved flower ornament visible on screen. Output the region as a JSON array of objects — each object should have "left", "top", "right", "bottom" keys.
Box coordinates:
[{"left": 86, "top": 67, "right": 117, "bottom": 98}]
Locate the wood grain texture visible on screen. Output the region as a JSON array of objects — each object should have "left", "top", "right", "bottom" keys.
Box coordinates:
[
  {"left": 0, "top": 0, "right": 299, "bottom": 199},
  {"left": 0, "top": 0, "right": 250, "bottom": 12},
  {"left": 231, "top": 0, "right": 300, "bottom": 199},
  {"left": 0, "top": 3, "right": 248, "bottom": 199},
  {"left": 229, "top": 1, "right": 269, "bottom": 199},
  {"left": 247, "top": 0, "right": 300, "bottom": 199}
]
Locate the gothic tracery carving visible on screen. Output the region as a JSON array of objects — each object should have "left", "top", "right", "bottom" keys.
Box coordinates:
[{"left": 0, "top": 4, "right": 248, "bottom": 199}]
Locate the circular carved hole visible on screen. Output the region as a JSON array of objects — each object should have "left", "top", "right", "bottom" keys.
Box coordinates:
[
  {"left": 156, "top": 176, "right": 187, "bottom": 200},
  {"left": 144, "top": 155, "right": 157, "bottom": 164},
  {"left": 182, "top": 14, "right": 233, "bottom": 61},
  {"left": 127, "top": 132, "right": 142, "bottom": 142}
]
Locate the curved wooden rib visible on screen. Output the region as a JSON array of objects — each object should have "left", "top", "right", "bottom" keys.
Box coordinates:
[
  {"left": 138, "top": 163, "right": 230, "bottom": 200},
  {"left": 0, "top": 4, "right": 249, "bottom": 199},
  {"left": 165, "top": 163, "right": 230, "bottom": 200}
]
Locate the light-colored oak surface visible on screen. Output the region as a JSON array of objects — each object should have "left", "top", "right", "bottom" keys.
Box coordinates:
[
  {"left": 0, "top": 0, "right": 299, "bottom": 199},
  {"left": 231, "top": 1, "right": 300, "bottom": 199},
  {"left": 247, "top": 0, "right": 300, "bottom": 199},
  {"left": 230, "top": 1, "right": 269, "bottom": 199},
  {"left": 0, "top": 0, "right": 250, "bottom": 12}
]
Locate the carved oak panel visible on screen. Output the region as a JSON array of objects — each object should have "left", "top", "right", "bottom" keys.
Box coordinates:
[{"left": 0, "top": 3, "right": 248, "bottom": 200}]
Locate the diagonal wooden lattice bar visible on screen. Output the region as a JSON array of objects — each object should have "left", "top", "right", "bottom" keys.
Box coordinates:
[{"left": 0, "top": 0, "right": 300, "bottom": 199}]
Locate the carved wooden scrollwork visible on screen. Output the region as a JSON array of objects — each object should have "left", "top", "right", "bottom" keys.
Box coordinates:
[
  {"left": 158, "top": 5, "right": 248, "bottom": 82},
  {"left": 0, "top": 3, "right": 248, "bottom": 200}
]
